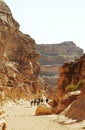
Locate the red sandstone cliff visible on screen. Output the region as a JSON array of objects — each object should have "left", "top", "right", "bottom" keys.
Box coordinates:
[
  {"left": 57, "top": 54, "right": 85, "bottom": 101},
  {"left": 0, "top": 0, "right": 43, "bottom": 100},
  {"left": 55, "top": 54, "right": 85, "bottom": 121},
  {"left": 65, "top": 91, "right": 85, "bottom": 121}
]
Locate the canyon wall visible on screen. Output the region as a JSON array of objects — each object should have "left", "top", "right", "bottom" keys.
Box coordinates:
[
  {"left": 0, "top": 0, "right": 43, "bottom": 100},
  {"left": 55, "top": 54, "right": 85, "bottom": 119},
  {"left": 57, "top": 54, "right": 85, "bottom": 101}
]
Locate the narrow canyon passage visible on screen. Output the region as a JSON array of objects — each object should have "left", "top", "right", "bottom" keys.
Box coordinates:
[{"left": 3, "top": 101, "right": 82, "bottom": 130}]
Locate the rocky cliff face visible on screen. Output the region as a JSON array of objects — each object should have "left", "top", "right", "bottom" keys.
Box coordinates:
[
  {"left": 55, "top": 54, "right": 85, "bottom": 118},
  {"left": 57, "top": 54, "right": 85, "bottom": 101},
  {"left": 36, "top": 42, "right": 83, "bottom": 94},
  {"left": 65, "top": 91, "right": 85, "bottom": 121},
  {"left": 0, "top": 0, "right": 43, "bottom": 100}
]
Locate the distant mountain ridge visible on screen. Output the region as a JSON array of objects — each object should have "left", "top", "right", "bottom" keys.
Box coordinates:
[{"left": 36, "top": 41, "right": 84, "bottom": 90}]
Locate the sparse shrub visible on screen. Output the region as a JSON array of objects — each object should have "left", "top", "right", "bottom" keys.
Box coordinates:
[
  {"left": 65, "top": 79, "right": 85, "bottom": 92},
  {"left": 77, "top": 79, "right": 85, "bottom": 89},
  {"left": 4, "top": 87, "right": 30, "bottom": 102},
  {"left": 65, "top": 84, "right": 77, "bottom": 92}
]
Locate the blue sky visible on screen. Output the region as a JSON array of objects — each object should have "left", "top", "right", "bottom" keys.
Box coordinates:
[{"left": 5, "top": 0, "right": 85, "bottom": 52}]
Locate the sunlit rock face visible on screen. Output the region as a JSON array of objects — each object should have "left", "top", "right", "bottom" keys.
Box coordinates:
[
  {"left": 0, "top": 0, "right": 19, "bottom": 28},
  {"left": 0, "top": 0, "right": 42, "bottom": 99},
  {"left": 55, "top": 54, "right": 85, "bottom": 114},
  {"left": 57, "top": 54, "right": 85, "bottom": 101},
  {"left": 65, "top": 90, "right": 85, "bottom": 121}
]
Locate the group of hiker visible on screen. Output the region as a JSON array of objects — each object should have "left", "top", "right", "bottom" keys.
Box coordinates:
[{"left": 30, "top": 97, "right": 49, "bottom": 106}]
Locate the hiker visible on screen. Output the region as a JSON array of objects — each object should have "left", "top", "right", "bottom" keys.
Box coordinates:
[
  {"left": 46, "top": 98, "right": 49, "bottom": 103},
  {"left": 30, "top": 99, "right": 34, "bottom": 106}
]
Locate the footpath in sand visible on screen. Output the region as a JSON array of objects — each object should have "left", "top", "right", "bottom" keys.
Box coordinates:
[{"left": 3, "top": 100, "right": 85, "bottom": 130}]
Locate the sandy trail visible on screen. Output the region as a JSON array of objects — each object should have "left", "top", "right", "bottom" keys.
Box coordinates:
[{"left": 3, "top": 101, "right": 84, "bottom": 130}]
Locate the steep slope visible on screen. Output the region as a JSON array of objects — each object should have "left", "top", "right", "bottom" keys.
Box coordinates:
[
  {"left": 57, "top": 54, "right": 85, "bottom": 101},
  {"left": 0, "top": 0, "right": 43, "bottom": 100},
  {"left": 55, "top": 54, "right": 85, "bottom": 119},
  {"left": 65, "top": 92, "right": 85, "bottom": 121}
]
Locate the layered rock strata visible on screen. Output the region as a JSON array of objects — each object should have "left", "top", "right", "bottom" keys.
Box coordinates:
[{"left": 36, "top": 42, "right": 83, "bottom": 95}]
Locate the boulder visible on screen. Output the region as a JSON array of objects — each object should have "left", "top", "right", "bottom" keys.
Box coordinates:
[{"left": 35, "top": 103, "right": 54, "bottom": 115}]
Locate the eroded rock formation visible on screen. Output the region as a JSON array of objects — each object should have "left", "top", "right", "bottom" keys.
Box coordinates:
[
  {"left": 57, "top": 54, "right": 85, "bottom": 101},
  {"left": 0, "top": 0, "right": 43, "bottom": 100},
  {"left": 65, "top": 90, "right": 85, "bottom": 121},
  {"left": 55, "top": 54, "right": 85, "bottom": 117}
]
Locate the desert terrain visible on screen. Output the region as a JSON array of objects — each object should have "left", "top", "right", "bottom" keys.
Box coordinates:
[{"left": 1, "top": 100, "right": 84, "bottom": 130}]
